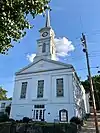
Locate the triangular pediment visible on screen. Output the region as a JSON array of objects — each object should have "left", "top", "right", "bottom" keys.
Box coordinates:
[{"left": 16, "top": 58, "right": 73, "bottom": 75}]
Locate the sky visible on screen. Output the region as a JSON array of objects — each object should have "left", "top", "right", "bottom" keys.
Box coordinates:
[{"left": 0, "top": 0, "right": 100, "bottom": 97}]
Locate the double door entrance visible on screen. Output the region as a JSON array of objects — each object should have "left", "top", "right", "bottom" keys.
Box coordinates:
[{"left": 33, "top": 105, "right": 45, "bottom": 121}]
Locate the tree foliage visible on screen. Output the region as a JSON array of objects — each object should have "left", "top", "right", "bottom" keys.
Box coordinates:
[
  {"left": 81, "top": 75, "right": 100, "bottom": 93},
  {"left": 81, "top": 75, "right": 100, "bottom": 109},
  {"left": 8, "top": 97, "right": 12, "bottom": 100},
  {"left": 0, "top": 87, "right": 8, "bottom": 100},
  {"left": 81, "top": 80, "right": 90, "bottom": 93},
  {"left": 0, "top": 87, "right": 12, "bottom": 100},
  {"left": 0, "top": 0, "right": 50, "bottom": 54}
]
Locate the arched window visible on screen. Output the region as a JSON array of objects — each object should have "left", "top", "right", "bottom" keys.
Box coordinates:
[
  {"left": 42, "top": 43, "right": 46, "bottom": 53},
  {"left": 59, "top": 109, "right": 68, "bottom": 122}
]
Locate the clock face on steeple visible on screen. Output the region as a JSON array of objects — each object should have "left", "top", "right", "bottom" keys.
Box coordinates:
[{"left": 42, "top": 32, "right": 48, "bottom": 37}]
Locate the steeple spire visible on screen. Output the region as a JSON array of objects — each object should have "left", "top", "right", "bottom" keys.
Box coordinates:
[
  {"left": 35, "top": 9, "right": 56, "bottom": 61},
  {"left": 45, "top": 10, "right": 51, "bottom": 27}
]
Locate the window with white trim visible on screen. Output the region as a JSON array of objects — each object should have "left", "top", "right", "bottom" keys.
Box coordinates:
[
  {"left": 37, "top": 80, "right": 44, "bottom": 98},
  {"left": 56, "top": 78, "right": 64, "bottom": 97},
  {"left": 59, "top": 109, "right": 68, "bottom": 122},
  {"left": 20, "top": 82, "right": 27, "bottom": 99}
]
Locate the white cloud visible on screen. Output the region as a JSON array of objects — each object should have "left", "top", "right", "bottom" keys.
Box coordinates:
[
  {"left": 26, "top": 54, "right": 36, "bottom": 62},
  {"left": 26, "top": 37, "right": 74, "bottom": 62},
  {"left": 54, "top": 37, "right": 75, "bottom": 58}
]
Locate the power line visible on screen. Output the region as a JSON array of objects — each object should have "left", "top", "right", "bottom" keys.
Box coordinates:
[
  {"left": 80, "top": 33, "right": 99, "bottom": 133},
  {"left": 0, "top": 66, "right": 99, "bottom": 84},
  {"left": 89, "top": 50, "right": 100, "bottom": 54},
  {"left": 76, "top": 66, "right": 100, "bottom": 72},
  {"left": 65, "top": 54, "right": 100, "bottom": 61}
]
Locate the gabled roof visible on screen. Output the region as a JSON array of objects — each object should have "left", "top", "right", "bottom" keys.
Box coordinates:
[{"left": 16, "top": 57, "right": 74, "bottom": 75}]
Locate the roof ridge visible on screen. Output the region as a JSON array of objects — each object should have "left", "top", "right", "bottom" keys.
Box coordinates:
[{"left": 16, "top": 57, "right": 73, "bottom": 75}]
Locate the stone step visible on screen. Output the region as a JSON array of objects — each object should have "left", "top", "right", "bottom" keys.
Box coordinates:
[
  {"left": 90, "top": 107, "right": 100, "bottom": 113},
  {"left": 80, "top": 123, "right": 99, "bottom": 133},
  {"left": 80, "top": 106, "right": 100, "bottom": 132},
  {"left": 90, "top": 112, "right": 100, "bottom": 117},
  {"left": 87, "top": 117, "right": 100, "bottom": 122},
  {"left": 80, "top": 120, "right": 100, "bottom": 132},
  {"left": 80, "top": 128, "right": 96, "bottom": 133},
  {"left": 84, "top": 123, "right": 95, "bottom": 128},
  {"left": 80, "top": 126, "right": 100, "bottom": 133}
]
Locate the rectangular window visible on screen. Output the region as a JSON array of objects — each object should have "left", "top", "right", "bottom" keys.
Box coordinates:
[
  {"left": 61, "top": 112, "right": 67, "bottom": 121},
  {"left": 37, "top": 80, "right": 44, "bottom": 98},
  {"left": 42, "top": 43, "right": 46, "bottom": 53},
  {"left": 34, "top": 105, "right": 44, "bottom": 108},
  {"left": 1, "top": 103, "right": 5, "bottom": 108},
  {"left": 56, "top": 78, "right": 64, "bottom": 97},
  {"left": 20, "top": 82, "right": 27, "bottom": 99}
]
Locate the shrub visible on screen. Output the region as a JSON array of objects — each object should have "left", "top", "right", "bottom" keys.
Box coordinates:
[
  {"left": 22, "top": 117, "right": 30, "bottom": 123},
  {"left": 42, "top": 123, "right": 77, "bottom": 133},
  {"left": 0, "top": 114, "right": 9, "bottom": 122},
  {"left": 16, "top": 120, "right": 19, "bottom": 123},
  {"left": 86, "top": 113, "right": 90, "bottom": 119},
  {"left": 9, "top": 118, "right": 15, "bottom": 122},
  {"left": 19, "top": 120, "right": 23, "bottom": 123},
  {"left": 4, "top": 122, "right": 77, "bottom": 133},
  {"left": 70, "top": 117, "right": 82, "bottom": 125},
  {"left": 67, "top": 122, "right": 77, "bottom": 133}
]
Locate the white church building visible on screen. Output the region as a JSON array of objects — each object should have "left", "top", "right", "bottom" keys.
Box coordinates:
[{"left": 10, "top": 11, "right": 90, "bottom": 122}]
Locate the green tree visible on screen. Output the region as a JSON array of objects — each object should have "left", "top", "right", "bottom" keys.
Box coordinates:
[
  {"left": 0, "top": 0, "right": 50, "bottom": 54},
  {"left": 81, "top": 75, "right": 100, "bottom": 110},
  {"left": 0, "top": 87, "right": 8, "bottom": 100},
  {"left": 81, "top": 80, "right": 90, "bottom": 93},
  {"left": 8, "top": 97, "right": 12, "bottom": 100}
]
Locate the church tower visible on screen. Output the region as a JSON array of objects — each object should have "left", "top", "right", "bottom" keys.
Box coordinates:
[{"left": 35, "top": 11, "right": 56, "bottom": 60}]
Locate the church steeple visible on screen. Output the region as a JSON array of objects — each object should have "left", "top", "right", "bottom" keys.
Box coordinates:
[
  {"left": 34, "top": 10, "right": 56, "bottom": 61},
  {"left": 45, "top": 10, "right": 51, "bottom": 27}
]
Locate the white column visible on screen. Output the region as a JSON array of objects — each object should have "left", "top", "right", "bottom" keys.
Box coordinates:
[{"left": 38, "top": 110, "right": 40, "bottom": 120}]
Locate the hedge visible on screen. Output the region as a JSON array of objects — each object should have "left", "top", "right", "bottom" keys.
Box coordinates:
[
  {"left": 0, "top": 114, "right": 9, "bottom": 122},
  {"left": 17, "top": 122, "right": 78, "bottom": 133},
  {"left": 0, "top": 122, "right": 78, "bottom": 133}
]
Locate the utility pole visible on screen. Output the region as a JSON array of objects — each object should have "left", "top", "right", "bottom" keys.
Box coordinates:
[{"left": 81, "top": 33, "right": 99, "bottom": 133}]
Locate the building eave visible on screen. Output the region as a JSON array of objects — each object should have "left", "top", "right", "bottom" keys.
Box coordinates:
[
  {"left": 16, "top": 67, "right": 73, "bottom": 76},
  {"left": 15, "top": 57, "right": 74, "bottom": 75}
]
